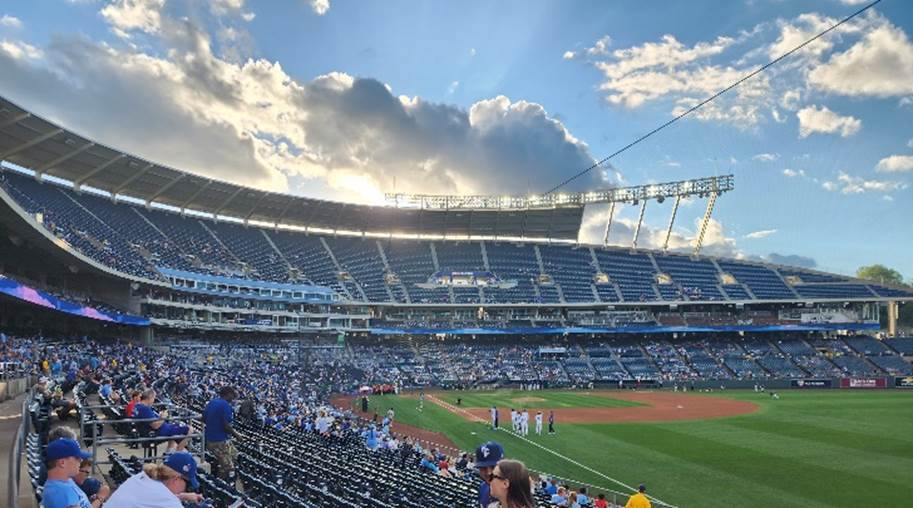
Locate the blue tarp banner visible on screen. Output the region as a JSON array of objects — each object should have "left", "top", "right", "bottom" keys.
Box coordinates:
[{"left": 0, "top": 275, "right": 149, "bottom": 326}]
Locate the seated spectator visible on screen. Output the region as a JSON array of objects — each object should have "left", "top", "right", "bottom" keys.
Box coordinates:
[
  {"left": 594, "top": 493, "right": 609, "bottom": 508},
  {"left": 551, "top": 486, "right": 568, "bottom": 506},
  {"left": 50, "top": 391, "right": 77, "bottom": 421},
  {"left": 545, "top": 478, "right": 558, "bottom": 496},
  {"left": 577, "top": 487, "right": 589, "bottom": 506},
  {"left": 488, "top": 459, "right": 535, "bottom": 508},
  {"left": 133, "top": 389, "right": 189, "bottom": 452},
  {"left": 104, "top": 452, "right": 203, "bottom": 508},
  {"left": 75, "top": 459, "right": 111, "bottom": 505},
  {"left": 419, "top": 453, "right": 440, "bottom": 474},
  {"left": 37, "top": 427, "right": 79, "bottom": 486},
  {"left": 41, "top": 438, "right": 101, "bottom": 508},
  {"left": 124, "top": 391, "right": 141, "bottom": 418},
  {"left": 99, "top": 379, "right": 113, "bottom": 399}
]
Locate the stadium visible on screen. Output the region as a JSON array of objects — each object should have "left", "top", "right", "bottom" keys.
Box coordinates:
[{"left": 2, "top": 1, "right": 913, "bottom": 508}]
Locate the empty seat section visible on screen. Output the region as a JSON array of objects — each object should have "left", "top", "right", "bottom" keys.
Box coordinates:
[
  {"left": 593, "top": 249, "right": 658, "bottom": 302},
  {"left": 271, "top": 233, "right": 347, "bottom": 296},
  {"left": 539, "top": 245, "right": 598, "bottom": 303},
  {"left": 330, "top": 238, "right": 391, "bottom": 302},
  {"left": 717, "top": 261, "right": 795, "bottom": 299},
  {"left": 654, "top": 254, "right": 724, "bottom": 301},
  {"left": 482, "top": 243, "right": 538, "bottom": 304},
  {"left": 209, "top": 222, "right": 290, "bottom": 282},
  {"left": 383, "top": 242, "right": 449, "bottom": 304}
]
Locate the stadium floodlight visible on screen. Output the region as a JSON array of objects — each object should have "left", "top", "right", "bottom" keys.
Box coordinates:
[{"left": 384, "top": 174, "right": 733, "bottom": 210}]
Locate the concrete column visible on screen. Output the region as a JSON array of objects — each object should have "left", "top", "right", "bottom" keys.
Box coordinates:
[
  {"left": 139, "top": 327, "right": 154, "bottom": 345},
  {"left": 886, "top": 300, "right": 897, "bottom": 337}
]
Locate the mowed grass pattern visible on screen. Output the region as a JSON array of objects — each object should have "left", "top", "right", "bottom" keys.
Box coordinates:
[
  {"left": 355, "top": 390, "right": 913, "bottom": 508},
  {"left": 437, "top": 389, "right": 644, "bottom": 409}
]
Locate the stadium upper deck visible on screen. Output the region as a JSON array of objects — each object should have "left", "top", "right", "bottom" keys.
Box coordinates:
[
  {"left": 2, "top": 166, "right": 911, "bottom": 308},
  {"left": 1, "top": 94, "right": 911, "bottom": 310}
]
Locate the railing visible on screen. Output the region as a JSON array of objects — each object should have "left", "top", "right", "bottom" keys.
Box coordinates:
[{"left": 6, "top": 390, "right": 30, "bottom": 508}]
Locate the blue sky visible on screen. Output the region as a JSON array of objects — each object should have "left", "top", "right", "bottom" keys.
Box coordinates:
[{"left": 0, "top": 0, "right": 910, "bottom": 278}]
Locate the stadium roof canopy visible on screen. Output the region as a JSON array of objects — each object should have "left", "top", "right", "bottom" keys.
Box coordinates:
[{"left": 0, "top": 96, "right": 584, "bottom": 240}]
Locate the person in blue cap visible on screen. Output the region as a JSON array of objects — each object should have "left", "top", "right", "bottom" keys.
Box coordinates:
[
  {"left": 103, "top": 452, "right": 203, "bottom": 508},
  {"left": 41, "top": 438, "right": 102, "bottom": 508},
  {"left": 474, "top": 441, "right": 504, "bottom": 508}
]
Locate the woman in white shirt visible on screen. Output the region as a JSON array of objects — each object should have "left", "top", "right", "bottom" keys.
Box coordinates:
[{"left": 104, "top": 452, "right": 203, "bottom": 508}]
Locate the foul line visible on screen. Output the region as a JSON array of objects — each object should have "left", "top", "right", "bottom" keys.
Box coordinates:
[{"left": 426, "top": 395, "right": 677, "bottom": 508}]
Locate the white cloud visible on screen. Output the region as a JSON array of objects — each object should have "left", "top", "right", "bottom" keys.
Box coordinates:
[
  {"left": 100, "top": 0, "right": 165, "bottom": 38},
  {"left": 469, "top": 48, "right": 476, "bottom": 56},
  {"left": 883, "top": 195, "right": 894, "bottom": 202},
  {"left": 209, "top": 0, "right": 246, "bottom": 16},
  {"left": 752, "top": 152, "right": 779, "bottom": 162},
  {"left": 0, "top": 15, "right": 22, "bottom": 28},
  {"left": 782, "top": 168, "right": 806, "bottom": 178},
  {"left": 768, "top": 13, "right": 846, "bottom": 61},
  {"left": 562, "top": 50, "right": 575, "bottom": 60},
  {"left": 0, "top": 39, "right": 42, "bottom": 60},
  {"left": 309, "top": 0, "right": 330, "bottom": 15},
  {"left": 573, "top": 29, "right": 776, "bottom": 125},
  {"left": 875, "top": 155, "right": 913, "bottom": 173},
  {"left": 808, "top": 24, "right": 913, "bottom": 97},
  {"left": 840, "top": 0, "right": 870, "bottom": 5},
  {"left": 822, "top": 171, "right": 907, "bottom": 194},
  {"left": 0, "top": 16, "right": 599, "bottom": 205},
  {"left": 796, "top": 105, "right": 861, "bottom": 137},
  {"left": 744, "top": 229, "right": 777, "bottom": 239},
  {"left": 594, "top": 34, "right": 740, "bottom": 108},
  {"left": 780, "top": 89, "right": 801, "bottom": 110},
  {"left": 447, "top": 80, "right": 459, "bottom": 94},
  {"left": 901, "top": 96, "right": 913, "bottom": 108},
  {"left": 907, "top": 138, "right": 913, "bottom": 148},
  {"left": 771, "top": 108, "right": 786, "bottom": 123},
  {"left": 587, "top": 35, "right": 612, "bottom": 56},
  {"left": 241, "top": 12, "right": 255, "bottom": 22}
]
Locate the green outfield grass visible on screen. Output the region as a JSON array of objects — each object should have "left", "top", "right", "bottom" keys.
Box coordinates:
[
  {"left": 436, "top": 389, "right": 644, "bottom": 409},
  {"left": 352, "top": 390, "right": 913, "bottom": 508}
]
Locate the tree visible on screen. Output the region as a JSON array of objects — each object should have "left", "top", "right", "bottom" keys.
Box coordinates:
[{"left": 856, "top": 265, "right": 904, "bottom": 285}]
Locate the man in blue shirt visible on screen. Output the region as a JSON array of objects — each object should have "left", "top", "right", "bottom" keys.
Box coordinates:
[
  {"left": 474, "top": 441, "right": 504, "bottom": 508},
  {"left": 134, "top": 389, "right": 190, "bottom": 452},
  {"left": 203, "top": 386, "right": 239, "bottom": 481},
  {"left": 41, "top": 438, "right": 104, "bottom": 508}
]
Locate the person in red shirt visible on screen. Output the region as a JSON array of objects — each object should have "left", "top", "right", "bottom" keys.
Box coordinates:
[
  {"left": 124, "top": 390, "right": 141, "bottom": 417},
  {"left": 594, "top": 493, "right": 609, "bottom": 508}
]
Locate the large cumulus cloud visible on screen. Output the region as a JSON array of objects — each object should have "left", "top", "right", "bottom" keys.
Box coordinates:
[{"left": 0, "top": 2, "right": 600, "bottom": 204}]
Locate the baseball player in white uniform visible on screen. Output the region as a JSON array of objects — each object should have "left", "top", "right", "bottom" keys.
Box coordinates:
[
  {"left": 535, "top": 411, "right": 543, "bottom": 435},
  {"left": 510, "top": 409, "right": 517, "bottom": 432},
  {"left": 521, "top": 410, "right": 529, "bottom": 435}
]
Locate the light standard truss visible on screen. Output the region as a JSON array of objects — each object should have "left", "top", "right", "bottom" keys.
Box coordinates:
[{"left": 385, "top": 174, "right": 734, "bottom": 210}]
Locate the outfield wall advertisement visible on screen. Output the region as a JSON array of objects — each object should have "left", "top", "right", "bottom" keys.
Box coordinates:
[
  {"left": 896, "top": 376, "right": 913, "bottom": 388},
  {"left": 791, "top": 379, "right": 832, "bottom": 388},
  {"left": 840, "top": 378, "right": 888, "bottom": 389}
]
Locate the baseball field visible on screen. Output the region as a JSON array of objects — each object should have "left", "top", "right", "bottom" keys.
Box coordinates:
[{"left": 334, "top": 389, "right": 913, "bottom": 508}]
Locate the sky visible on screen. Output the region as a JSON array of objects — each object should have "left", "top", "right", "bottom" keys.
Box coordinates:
[{"left": 0, "top": 0, "right": 911, "bottom": 278}]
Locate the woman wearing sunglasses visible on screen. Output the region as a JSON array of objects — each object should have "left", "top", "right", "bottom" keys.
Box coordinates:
[{"left": 488, "top": 459, "right": 535, "bottom": 508}]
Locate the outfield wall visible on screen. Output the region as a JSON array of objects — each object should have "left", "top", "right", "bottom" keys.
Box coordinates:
[{"left": 468, "top": 377, "right": 909, "bottom": 391}]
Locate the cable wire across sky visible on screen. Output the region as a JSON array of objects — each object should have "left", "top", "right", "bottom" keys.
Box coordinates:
[{"left": 544, "top": 0, "right": 884, "bottom": 195}]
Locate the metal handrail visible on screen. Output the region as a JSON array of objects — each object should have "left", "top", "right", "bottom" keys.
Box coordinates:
[{"left": 7, "top": 389, "right": 30, "bottom": 508}]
